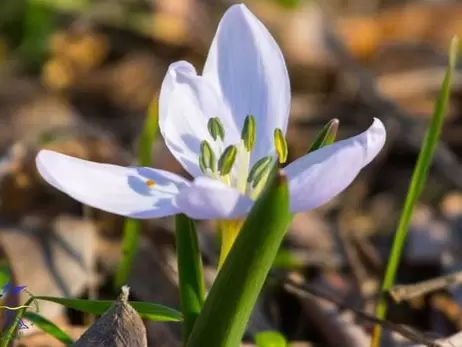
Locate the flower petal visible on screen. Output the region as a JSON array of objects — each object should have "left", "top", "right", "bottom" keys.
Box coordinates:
[
  {"left": 203, "top": 4, "right": 291, "bottom": 164},
  {"left": 36, "top": 150, "right": 190, "bottom": 218},
  {"left": 284, "top": 118, "right": 386, "bottom": 213},
  {"left": 159, "top": 61, "right": 239, "bottom": 178},
  {"left": 174, "top": 176, "right": 252, "bottom": 219}
]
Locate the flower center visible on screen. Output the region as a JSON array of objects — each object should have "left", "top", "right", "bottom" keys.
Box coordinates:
[{"left": 199, "top": 115, "right": 288, "bottom": 200}]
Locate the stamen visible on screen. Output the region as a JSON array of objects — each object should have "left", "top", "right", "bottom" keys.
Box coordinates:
[
  {"left": 199, "top": 140, "right": 217, "bottom": 174},
  {"left": 236, "top": 115, "right": 256, "bottom": 193},
  {"left": 274, "top": 128, "right": 288, "bottom": 164},
  {"left": 247, "top": 156, "right": 272, "bottom": 188},
  {"left": 241, "top": 115, "right": 256, "bottom": 152},
  {"left": 218, "top": 145, "right": 238, "bottom": 176},
  {"left": 145, "top": 179, "right": 156, "bottom": 187},
  {"left": 207, "top": 117, "right": 225, "bottom": 141}
]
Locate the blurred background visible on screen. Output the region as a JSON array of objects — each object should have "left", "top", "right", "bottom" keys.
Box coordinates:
[{"left": 2, "top": 0, "right": 462, "bottom": 346}]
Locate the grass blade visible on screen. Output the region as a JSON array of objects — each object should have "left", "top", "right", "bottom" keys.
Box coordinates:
[
  {"left": 114, "top": 101, "right": 159, "bottom": 289},
  {"left": 185, "top": 170, "right": 291, "bottom": 347},
  {"left": 23, "top": 311, "right": 74, "bottom": 345},
  {"left": 371, "top": 36, "right": 459, "bottom": 347},
  {"left": 175, "top": 214, "right": 205, "bottom": 341},
  {"left": 33, "top": 296, "right": 182, "bottom": 322}
]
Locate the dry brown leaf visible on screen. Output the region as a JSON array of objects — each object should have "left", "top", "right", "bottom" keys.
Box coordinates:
[{"left": 0, "top": 216, "right": 96, "bottom": 333}]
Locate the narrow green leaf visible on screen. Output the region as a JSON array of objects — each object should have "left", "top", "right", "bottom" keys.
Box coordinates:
[
  {"left": 115, "top": 101, "right": 159, "bottom": 289},
  {"left": 371, "top": 36, "right": 459, "bottom": 347},
  {"left": 23, "top": 311, "right": 74, "bottom": 345},
  {"left": 186, "top": 170, "right": 291, "bottom": 347},
  {"left": 175, "top": 214, "right": 206, "bottom": 341},
  {"left": 306, "top": 119, "right": 339, "bottom": 153},
  {"left": 115, "top": 218, "right": 141, "bottom": 290},
  {"left": 0, "top": 261, "right": 11, "bottom": 288},
  {"left": 138, "top": 101, "right": 159, "bottom": 167},
  {"left": 19, "top": 0, "right": 55, "bottom": 69},
  {"left": 33, "top": 296, "right": 182, "bottom": 322},
  {"left": 256, "top": 331, "right": 287, "bottom": 347}
]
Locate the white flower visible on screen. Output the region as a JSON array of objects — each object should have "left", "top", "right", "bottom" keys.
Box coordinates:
[{"left": 35, "top": 4, "right": 386, "bottom": 221}]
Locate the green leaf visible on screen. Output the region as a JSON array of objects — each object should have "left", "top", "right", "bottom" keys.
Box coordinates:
[
  {"left": 0, "top": 261, "right": 11, "bottom": 288},
  {"left": 175, "top": 214, "right": 205, "bottom": 341},
  {"left": 371, "top": 36, "right": 459, "bottom": 347},
  {"left": 115, "top": 101, "right": 159, "bottom": 289},
  {"left": 33, "top": 296, "right": 182, "bottom": 322},
  {"left": 23, "top": 311, "right": 74, "bottom": 345},
  {"left": 256, "top": 331, "right": 287, "bottom": 347},
  {"left": 18, "top": 0, "right": 55, "bottom": 69},
  {"left": 306, "top": 119, "right": 339, "bottom": 153},
  {"left": 185, "top": 170, "right": 292, "bottom": 347},
  {"left": 272, "top": 249, "right": 303, "bottom": 270},
  {"left": 138, "top": 101, "right": 159, "bottom": 167}
]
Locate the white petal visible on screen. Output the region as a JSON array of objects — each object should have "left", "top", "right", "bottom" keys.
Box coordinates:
[
  {"left": 203, "top": 4, "right": 291, "bottom": 165},
  {"left": 174, "top": 177, "right": 252, "bottom": 219},
  {"left": 284, "top": 118, "right": 386, "bottom": 213},
  {"left": 158, "top": 61, "right": 196, "bottom": 129},
  {"left": 159, "top": 61, "right": 239, "bottom": 178},
  {"left": 36, "top": 150, "right": 190, "bottom": 218}
]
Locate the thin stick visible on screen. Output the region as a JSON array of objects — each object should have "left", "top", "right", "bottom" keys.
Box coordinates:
[
  {"left": 389, "top": 271, "right": 462, "bottom": 303},
  {"left": 272, "top": 272, "right": 444, "bottom": 347}
]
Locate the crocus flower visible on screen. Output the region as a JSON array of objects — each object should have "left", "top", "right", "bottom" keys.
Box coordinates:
[{"left": 36, "top": 4, "right": 386, "bottom": 222}]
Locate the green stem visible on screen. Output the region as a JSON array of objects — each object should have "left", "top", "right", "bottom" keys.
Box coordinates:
[
  {"left": 175, "top": 214, "right": 205, "bottom": 342},
  {"left": 114, "top": 218, "right": 141, "bottom": 288}
]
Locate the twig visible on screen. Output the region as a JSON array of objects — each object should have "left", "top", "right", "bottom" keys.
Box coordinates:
[
  {"left": 286, "top": 274, "right": 369, "bottom": 347},
  {"left": 389, "top": 271, "right": 462, "bottom": 303},
  {"left": 408, "top": 331, "right": 462, "bottom": 347},
  {"left": 272, "top": 272, "right": 444, "bottom": 347}
]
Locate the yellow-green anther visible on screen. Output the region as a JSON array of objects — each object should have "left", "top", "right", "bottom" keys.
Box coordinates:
[
  {"left": 208, "top": 117, "right": 225, "bottom": 141},
  {"left": 200, "top": 140, "right": 217, "bottom": 172},
  {"left": 241, "top": 115, "right": 256, "bottom": 152},
  {"left": 273, "top": 128, "right": 288, "bottom": 164},
  {"left": 199, "top": 155, "right": 208, "bottom": 174},
  {"left": 247, "top": 156, "right": 272, "bottom": 185},
  {"left": 218, "top": 145, "right": 237, "bottom": 175}
]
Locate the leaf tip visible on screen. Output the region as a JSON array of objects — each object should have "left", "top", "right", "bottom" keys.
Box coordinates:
[{"left": 450, "top": 35, "right": 459, "bottom": 68}]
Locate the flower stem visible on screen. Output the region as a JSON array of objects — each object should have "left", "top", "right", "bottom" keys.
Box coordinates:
[{"left": 218, "top": 220, "right": 244, "bottom": 269}]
